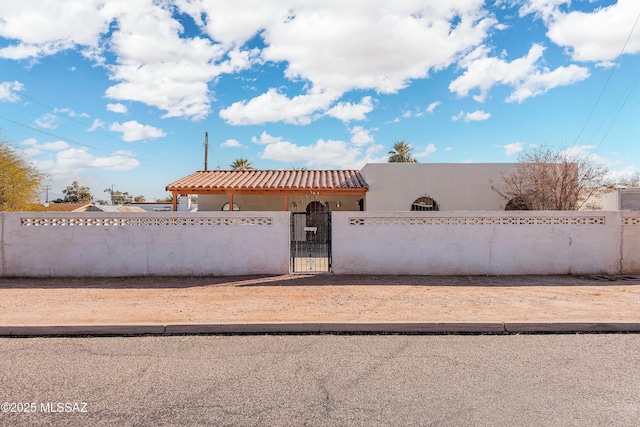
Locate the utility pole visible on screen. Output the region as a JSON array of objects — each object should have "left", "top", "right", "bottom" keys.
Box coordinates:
[{"left": 204, "top": 131, "right": 208, "bottom": 171}]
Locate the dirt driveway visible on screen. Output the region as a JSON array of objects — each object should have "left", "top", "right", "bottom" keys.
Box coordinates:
[{"left": 1, "top": 274, "right": 640, "bottom": 326}]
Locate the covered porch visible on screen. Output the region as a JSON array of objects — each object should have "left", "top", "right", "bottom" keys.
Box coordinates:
[{"left": 165, "top": 169, "right": 368, "bottom": 212}]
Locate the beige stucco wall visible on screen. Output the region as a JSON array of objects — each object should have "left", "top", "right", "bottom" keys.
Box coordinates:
[
  {"left": 198, "top": 194, "right": 364, "bottom": 212},
  {"left": 360, "top": 163, "right": 516, "bottom": 211}
]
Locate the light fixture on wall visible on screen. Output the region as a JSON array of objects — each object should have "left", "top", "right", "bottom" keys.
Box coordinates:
[
  {"left": 291, "top": 201, "right": 298, "bottom": 208},
  {"left": 335, "top": 201, "right": 341, "bottom": 208}
]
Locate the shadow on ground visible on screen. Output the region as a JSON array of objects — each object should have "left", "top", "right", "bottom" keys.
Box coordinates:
[{"left": 1, "top": 274, "right": 639, "bottom": 289}]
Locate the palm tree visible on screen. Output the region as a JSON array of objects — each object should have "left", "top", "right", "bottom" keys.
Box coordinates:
[
  {"left": 230, "top": 158, "right": 254, "bottom": 170},
  {"left": 388, "top": 140, "right": 418, "bottom": 163}
]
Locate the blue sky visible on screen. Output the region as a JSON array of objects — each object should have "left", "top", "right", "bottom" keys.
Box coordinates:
[{"left": 1, "top": 0, "right": 639, "bottom": 202}]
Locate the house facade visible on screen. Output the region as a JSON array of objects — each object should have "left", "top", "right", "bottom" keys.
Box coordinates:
[
  {"left": 166, "top": 169, "right": 368, "bottom": 213},
  {"left": 165, "top": 163, "right": 517, "bottom": 212}
]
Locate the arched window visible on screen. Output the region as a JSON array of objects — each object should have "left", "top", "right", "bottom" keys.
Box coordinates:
[
  {"left": 411, "top": 196, "right": 438, "bottom": 211},
  {"left": 306, "top": 201, "right": 326, "bottom": 213},
  {"left": 505, "top": 197, "right": 531, "bottom": 211},
  {"left": 221, "top": 202, "right": 240, "bottom": 211}
]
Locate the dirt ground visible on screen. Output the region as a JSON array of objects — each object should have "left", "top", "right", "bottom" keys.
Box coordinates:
[{"left": 1, "top": 274, "right": 640, "bottom": 326}]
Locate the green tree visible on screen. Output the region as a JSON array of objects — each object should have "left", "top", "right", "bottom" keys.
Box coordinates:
[
  {"left": 104, "top": 187, "right": 133, "bottom": 205},
  {"left": 134, "top": 195, "right": 146, "bottom": 202},
  {"left": 388, "top": 141, "right": 418, "bottom": 163},
  {"left": 230, "top": 158, "right": 254, "bottom": 170},
  {"left": 0, "top": 142, "right": 47, "bottom": 211},
  {"left": 62, "top": 181, "right": 92, "bottom": 203}
]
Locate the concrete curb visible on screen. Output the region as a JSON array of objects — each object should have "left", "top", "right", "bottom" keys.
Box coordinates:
[
  {"left": 165, "top": 322, "right": 507, "bottom": 334},
  {"left": 1, "top": 321, "right": 640, "bottom": 336},
  {"left": 0, "top": 325, "right": 165, "bottom": 336},
  {"left": 504, "top": 322, "right": 640, "bottom": 333}
]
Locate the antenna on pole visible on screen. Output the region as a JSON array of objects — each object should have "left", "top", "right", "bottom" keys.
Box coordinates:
[{"left": 204, "top": 131, "right": 209, "bottom": 171}]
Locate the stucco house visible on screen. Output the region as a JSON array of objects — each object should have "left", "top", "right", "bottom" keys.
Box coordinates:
[{"left": 165, "top": 163, "right": 517, "bottom": 212}]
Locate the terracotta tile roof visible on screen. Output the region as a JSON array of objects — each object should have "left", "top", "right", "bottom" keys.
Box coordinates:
[{"left": 166, "top": 170, "right": 368, "bottom": 193}]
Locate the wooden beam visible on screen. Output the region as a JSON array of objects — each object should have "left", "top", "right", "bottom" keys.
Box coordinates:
[{"left": 284, "top": 194, "right": 289, "bottom": 211}]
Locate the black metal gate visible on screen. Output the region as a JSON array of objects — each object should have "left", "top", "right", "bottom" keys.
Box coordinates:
[{"left": 290, "top": 211, "right": 332, "bottom": 273}]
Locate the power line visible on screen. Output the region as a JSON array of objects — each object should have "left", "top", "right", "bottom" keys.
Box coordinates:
[
  {"left": 0, "top": 115, "right": 171, "bottom": 164},
  {"left": 570, "top": 10, "right": 640, "bottom": 151}
]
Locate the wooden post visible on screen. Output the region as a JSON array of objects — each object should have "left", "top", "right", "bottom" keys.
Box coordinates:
[
  {"left": 284, "top": 194, "right": 289, "bottom": 211},
  {"left": 172, "top": 191, "right": 178, "bottom": 211},
  {"left": 228, "top": 193, "right": 234, "bottom": 211}
]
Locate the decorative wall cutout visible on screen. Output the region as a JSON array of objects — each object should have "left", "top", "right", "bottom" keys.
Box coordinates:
[
  {"left": 21, "top": 217, "right": 273, "bottom": 227},
  {"left": 622, "top": 217, "right": 640, "bottom": 225},
  {"left": 348, "top": 216, "right": 606, "bottom": 226}
]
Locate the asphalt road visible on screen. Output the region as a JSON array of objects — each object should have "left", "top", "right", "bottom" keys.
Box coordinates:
[{"left": 1, "top": 334, "right": 639, "bottom": 426}]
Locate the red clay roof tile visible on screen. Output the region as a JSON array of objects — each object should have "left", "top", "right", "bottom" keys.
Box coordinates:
[{"left": 166, "top": 170, "right": 368, "bottom": 192}]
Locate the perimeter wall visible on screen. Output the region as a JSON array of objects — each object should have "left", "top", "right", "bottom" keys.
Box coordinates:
[
  {"left": 0, "top": 212, "right": 290, "bottom": 277},
  {"left": 1, "top": 210, "right": 639, "bottom": 276}
]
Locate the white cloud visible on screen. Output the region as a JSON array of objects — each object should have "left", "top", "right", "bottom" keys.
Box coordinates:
[
  {"left": 54, "top": 107, "right": 89, "bottom": 118},
  {"left": 251, "top": 131, "right": 284, "bottom": 145},
  {"left": 452, "top": 111, "right": 464, "bottom": 122},
  {"left": 0, "top": 1, "right": 258, "bottom": 119},
  {"left": 221, "top": 138, "right": 242, "bottom": 148},
  {"left": 0, "top": 1, "right": 498, "bottom": 123},
  {"left": 20, "top": 138, "right": 38, "bottom": 146},
  {"left": 261, "top": 138, "right": 364, "bottom": 169},
  {"left": 43, "top": 141, "right": 70, "bottom": 151},
  {"left": 107, "top": 103, "right": 128, "bottom": 114},
  {"left": 324, "top": 97, "right": 374, "bottom": 122},
  {"left": 87, "top": 119, "right": 106, "bottom": 131},
  {"left": 35, "top": 113, "right": 58, "bottom": 129},
  {"left": 450, "top": 44, "right": 590, "bottom": 103},
  {"left": 505, "top": 64, "right": 590, "bottom": 103},
  {"left": 104, "top": 2, "right": 260, "bottom": 120},
  {"left": 253, "top": 130, "right": 385, "bottom": 168},
  {"left": 464, "top": 110, "right": 491, "bottom": 122},
  {"left": 220, "top": 88, "right": 338, "bottom": 125},
  {"left": 349, "top": 126, "right": 375, "bottom": 147},
  {"left": 109, "top": 120, "right": 166, "bottom": 142},
  {"left": 415, "top": 143, "right": 437, "bottom": 158},
  {"left": 561, "top": 144, "right": 608, "bottom": 164},
  {"left": 426, "top": 101, "right": 442, "bottom": 113},
  {"left": 91, "top": 150, "right": 140, "bottom": 171},
  {"left": 0, "top": 80, "right": 24, "bottom": 101},
  {"left": 452, "top": 110, "right": 490, "bottom": 122},
  {"left": 185, "top": 1, "right": 495, "bottom": 95},
  {"left": 262, "top": 2, "right": 495, "bottom": 94},
  {"left": 504, "top": 141, "right": 524, "bottom": 156},
  {"left": 605, "top": 166, "right": 638, "bottom": 186},
  {"left": 523, "top": 0, "right": 640, "bottom": 64},
  {"left": 256, "top": 132, "right": 385, "bottom": 169},
  {"left": 0, "top": 1, "right": 113, "bottom": 60},
  {"left": 519, "top": 0, "right": 570, "bottom": 21},
  {"left": 20, "top": 139, "right": 140, "bottom": 188}
]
